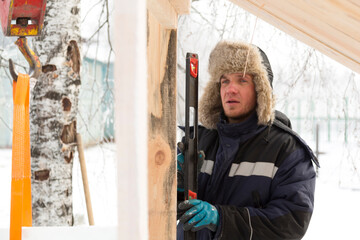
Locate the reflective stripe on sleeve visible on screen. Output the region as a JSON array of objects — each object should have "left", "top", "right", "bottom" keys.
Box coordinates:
[{"left": 200, "top": 160, "right": 214, "bottom": 175}]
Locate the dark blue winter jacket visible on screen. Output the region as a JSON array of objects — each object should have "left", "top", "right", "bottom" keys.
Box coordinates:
[{"left": 177, "top": 111, "right": 318, "bottom": 240}]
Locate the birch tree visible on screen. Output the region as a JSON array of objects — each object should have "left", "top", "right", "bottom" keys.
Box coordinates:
[{"left": 30, "top": 0, "right": 81, "bottom": 226}]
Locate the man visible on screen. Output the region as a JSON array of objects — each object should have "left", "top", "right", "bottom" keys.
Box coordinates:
[{"left": 177, "top": 41, "right": 319, "bottom": 240}]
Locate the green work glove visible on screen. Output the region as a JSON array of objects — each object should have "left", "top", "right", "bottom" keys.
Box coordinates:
[{"left": 178, "top": 199, "right": 219, "bottom": 232}]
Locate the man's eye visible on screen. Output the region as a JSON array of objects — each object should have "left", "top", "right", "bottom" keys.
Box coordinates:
[{"left": 221, "top": 79, "right": 229, "bottom": 85}]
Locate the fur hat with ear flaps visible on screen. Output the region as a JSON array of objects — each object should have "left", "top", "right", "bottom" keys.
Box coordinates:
[{"left": 199, "top": 40, "right": 275, "bottom": 129}]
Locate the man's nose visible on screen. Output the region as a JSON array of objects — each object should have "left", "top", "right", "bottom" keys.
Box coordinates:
[{"left": 226, "top": 82, "right": 238, "bottom": 94}]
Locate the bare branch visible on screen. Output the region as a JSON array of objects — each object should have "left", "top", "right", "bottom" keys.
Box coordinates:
[
  {"left": 81, "top": 0, "right": 103, "bottom": 23},
  {"left": 0, "top": 116, "right": 12, "bottom": 131}
]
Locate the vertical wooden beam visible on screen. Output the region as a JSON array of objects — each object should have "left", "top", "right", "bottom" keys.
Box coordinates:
[
  {"left": 147, "top": 11, "right": 177, "bottom": 240},
  {"left": 169, "top": 0, "right": 191, "bottom": 14},
  {"left": 114, "top": 1, "right": 149, "bottom": 240},
  {"left": 147, "top": 0, "right": 178, "bottom": 28}
]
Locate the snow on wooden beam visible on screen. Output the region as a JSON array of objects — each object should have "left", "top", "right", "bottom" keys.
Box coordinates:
[
  {"left": 147, "top": 0, "right": 178, "bottom": 29},
  {"left": 114, "top": 1, "right": 149, "bottom": 240},
  {"left": 169, "top": 0, "right": 191, "bottom": 14},
  {"left": 229, "top": 0, "right": 360, "bottom": 74}
]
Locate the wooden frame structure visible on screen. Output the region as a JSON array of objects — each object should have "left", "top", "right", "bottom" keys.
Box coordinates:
[
  {"left": 114, "top": 0, "right": 359, "bottom": 239},
  {"left": 114, "top": 0, "right": 190, "bottom": 239},
  {"left": 0, "top": 0, "right": 358, "bottom": 239}
]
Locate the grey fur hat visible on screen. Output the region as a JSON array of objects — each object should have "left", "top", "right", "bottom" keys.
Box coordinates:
[{"left": 199, "top": 40, "right": 275, "bottom": 129}]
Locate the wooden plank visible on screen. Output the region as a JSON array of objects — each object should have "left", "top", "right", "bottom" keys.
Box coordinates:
[
  {"left": 169, "top": 0, "right": 191, "bottom": 14},
  {"left": 258, "top": 0, "right": 360, "bottom": 65},
  {"left": 114, "top": 1, "right": 149, "bottom": 240},
  {"left": 229, "top": 0, "right": 360, "bottom": 74},
  {"left": 147, "top": 0, "right": 178, "bottom": 28},
  {"left": 147, "top": 11, "right": 177, "bottom": 240}
]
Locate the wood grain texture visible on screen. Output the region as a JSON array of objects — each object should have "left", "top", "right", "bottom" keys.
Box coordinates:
[
  {"left": 169, "top": 0, "right": 191, "bottom": 14},
  {"left": 76, "top": 133, "right": 94, "bottom": 226},
  {"left": 147, "top": 0, "right": 178, "bottom": 28},
  {"left": 230, "top": 0, "right": 360, "bottom": 74},
  {"left": 147, "top": 11, "right": 177, "bottom": 240}
]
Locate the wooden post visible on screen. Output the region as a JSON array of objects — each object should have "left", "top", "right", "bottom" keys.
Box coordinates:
[
  {"left": 147, "top": 11, "right": 177, "bottom": 240},
  {"left": 114, "top": 1, "right": 190, "bottom": 239},
  {"left": 114, "top": 0, "right": 148, "bottom": 239}
]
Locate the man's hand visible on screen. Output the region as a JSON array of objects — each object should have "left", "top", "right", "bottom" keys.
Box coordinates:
[{"left": 178, "top": 199, "right": 219, "bottom": 232}]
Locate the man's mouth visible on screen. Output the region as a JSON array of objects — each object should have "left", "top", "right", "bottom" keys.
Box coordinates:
[{"left": 226, "top": 100, "right": 239, "bottom": 103}]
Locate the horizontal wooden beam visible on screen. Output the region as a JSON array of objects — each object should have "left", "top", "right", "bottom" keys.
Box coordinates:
[
  {"left": 229, "top": 0, "right": 360, "bottom": 74},
  {"left": 147, "top": 0, "right": 178, "bottom": 29},
  {"left": 169, "top": 0, "right": 191, "bottom": 14}
]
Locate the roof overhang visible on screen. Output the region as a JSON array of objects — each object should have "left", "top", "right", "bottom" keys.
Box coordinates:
[{"left": 229, "top": 0, "right": 360, "bottom": 74}]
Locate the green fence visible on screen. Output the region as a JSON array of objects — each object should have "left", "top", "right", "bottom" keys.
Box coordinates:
[{"left": 282, "top": 98, "right": 359, "bottom": 144}]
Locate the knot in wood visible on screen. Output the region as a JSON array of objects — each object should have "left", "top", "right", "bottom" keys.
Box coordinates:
[{"left": 155, "top": 150, "right": 165, "bottom": 165}]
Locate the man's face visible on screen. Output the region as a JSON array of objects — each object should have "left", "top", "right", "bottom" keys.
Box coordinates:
[{"left": 220, "top": 73, "right": 257, "bottom": 124}]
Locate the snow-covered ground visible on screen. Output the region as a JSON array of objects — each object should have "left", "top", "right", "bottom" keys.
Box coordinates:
[
  {"left": 304, "top": 182, "right": 360, "bottom": 239},
  {"left": 0, "top": 144, "right": 118, "bottom": 228},
  {"left": 1, "top": 142, "right": 360, "bottom": 239},
  {"left": 303, "top": 141, "right": 360, "bottom": 239}
]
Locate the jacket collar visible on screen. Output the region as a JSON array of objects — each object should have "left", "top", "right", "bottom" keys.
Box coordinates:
[{"left": 217, "top": 111, "right": 265, "bottom": 138}]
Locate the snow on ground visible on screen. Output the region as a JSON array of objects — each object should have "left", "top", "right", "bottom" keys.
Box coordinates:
[
  {"left": 304, "top": 182, "right": 360, "bottom": 240},
  {"left": 72, "top": 144, "right": 117, "bottom": 226},
  {"left": 303, "top": 140, "right": 360, "bottom": 239},
  {"left": 0, "top": 144, "right": 118, "bottom": 227},
  {"left": 1, "top": 142, "right": 360, "bottom": 239}
]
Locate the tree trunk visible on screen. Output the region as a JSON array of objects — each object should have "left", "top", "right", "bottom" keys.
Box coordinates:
[{"left": 30, "top": 0, "right": 81, "bottom": 226}]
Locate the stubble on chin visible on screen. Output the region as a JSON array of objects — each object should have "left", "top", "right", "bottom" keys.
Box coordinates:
[{"left": 225, "top": 107, "right": 256, "bottom": 124}]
